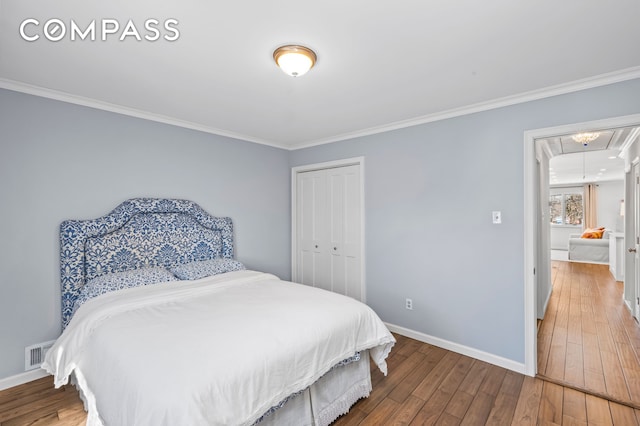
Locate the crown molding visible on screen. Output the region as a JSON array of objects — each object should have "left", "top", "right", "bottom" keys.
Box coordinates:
[
  {"left": 291, "top": 66, "right": 640, "bottom": 150},
  {"left": 2, "top": 65, "right": 640, "bottom": 151},
  {"left": 619, "top": 126, "right": 640, "bottom": 172},
  {"left": 0, "top": 78, "right": 289, "bottom": 150}
]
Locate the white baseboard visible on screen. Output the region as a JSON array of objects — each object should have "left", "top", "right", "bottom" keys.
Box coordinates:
[
  {"left": 0, "top": 369, "right": 50, "bottom": 391},
  {"left": 566, "top": 259, "right": 608, "bottom": 265},
  {"left": 624, "top": 299, "right": 636, "bottom": 316},
  {"left": 385, "top": 322, "right": 527, "bottom": 375},
  {"left": 540, "top": 285, "right": 553, "bottom": 319}
]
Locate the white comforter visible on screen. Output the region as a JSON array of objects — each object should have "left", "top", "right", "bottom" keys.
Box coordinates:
[{"left": 43, "top": 270, "right": 395, "bottom": 426}]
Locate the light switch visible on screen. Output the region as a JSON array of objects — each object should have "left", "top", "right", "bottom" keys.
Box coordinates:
[{"left": 492, "top": 211, "right": 502, "bottom": 224}]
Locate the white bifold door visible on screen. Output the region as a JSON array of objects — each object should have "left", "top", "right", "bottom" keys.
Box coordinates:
[{"left": 295, "top": 164, "right": 363, "bottom": 301}]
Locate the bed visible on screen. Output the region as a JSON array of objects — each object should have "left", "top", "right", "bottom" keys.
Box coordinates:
[{"left": 43, "top": 198, "right": 395, "bottom": 426}]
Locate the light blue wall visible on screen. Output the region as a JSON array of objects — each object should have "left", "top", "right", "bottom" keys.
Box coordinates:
[
  {"left": 2, "top": 78, "right": 640, "bottom": 381},
  {"left": 290, "top": 78, "right": 640, "bottom": 363},
  {"left": 0, "top": 89, "right": 291, "bottom": 379}
]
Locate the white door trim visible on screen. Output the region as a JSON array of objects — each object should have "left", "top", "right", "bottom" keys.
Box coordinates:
[
  {"left": 291, "top": 157, "right": 366, "bottom": 302},
  {"left": 524, "top": 113, "right": 640, "bottom": 376},
  {"left": 634, "top": 160, "right": 640, "bottom": 320}
]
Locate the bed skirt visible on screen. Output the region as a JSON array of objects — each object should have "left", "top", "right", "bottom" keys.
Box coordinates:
[
  {"left": 259, "top": 350, "right": 371, "bottom": 426},
  {"left": 73, "top": 350, "right": 371, "bottom": 426}
]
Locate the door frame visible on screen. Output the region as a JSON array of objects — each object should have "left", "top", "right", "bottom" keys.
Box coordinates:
[
  {"left": 524, "top": 113, "right": 640, "bottom": 376},
  {"left": 634, "top": 160, "right": 640, "bottom": 319},
  {"left": 291, "top": 157, "right": 366, "bottom": 301}
]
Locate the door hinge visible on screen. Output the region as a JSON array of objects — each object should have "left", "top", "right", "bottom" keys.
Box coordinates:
[{"left": 533, "top": 267, "right": 536, "bottom": 275}]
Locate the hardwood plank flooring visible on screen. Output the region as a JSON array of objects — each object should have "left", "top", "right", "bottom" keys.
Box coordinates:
[
  {"left": 537, "top": 261, "right": 640, "bottom": 408},
  {"left": 4, "top": 333, "right": 640, "bottom": 425}
]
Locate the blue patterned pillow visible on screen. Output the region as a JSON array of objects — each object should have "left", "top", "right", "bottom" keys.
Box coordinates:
[
  {"left": 72, "top": 267, "right": 178, "bottom": 315},
  {"left": 170, "top": 258, "right": 246, "bottom": 280}
]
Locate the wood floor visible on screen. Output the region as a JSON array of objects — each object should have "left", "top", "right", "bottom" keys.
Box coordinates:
[
  {"left": 332, "top": 333, "right": 640, "bottom": 425},
  {"left": 537, "top": 261, "right": 640, "bottom": 408},
  {"left": 0, "top": 377, "right": 85, "bottom": 426},
  {"left": 3, "top": 262, "right": 639, "bottom": 425},
  {"left": 3, "top": 333, "right": 640, "bottom": 425}
]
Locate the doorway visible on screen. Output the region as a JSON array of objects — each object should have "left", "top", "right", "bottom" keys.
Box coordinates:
[{"left": 524, "top": 113, "right": 640, "bottom": 379}]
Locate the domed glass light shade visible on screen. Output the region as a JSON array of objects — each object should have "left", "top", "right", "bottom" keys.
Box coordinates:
[{"left": 273, "top": 45, "right": 317, "bottom": 77}]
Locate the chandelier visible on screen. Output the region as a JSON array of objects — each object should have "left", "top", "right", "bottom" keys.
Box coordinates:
[{"left": 571, "top": 132, "right": 600, "bottom": 145}]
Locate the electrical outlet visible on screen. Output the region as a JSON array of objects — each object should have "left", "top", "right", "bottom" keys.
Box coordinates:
[{"left": 405, "top": 298, "right": 413, "bottom": 310}]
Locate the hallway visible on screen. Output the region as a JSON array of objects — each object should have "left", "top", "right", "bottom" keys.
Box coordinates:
[{"left": 537, "top": 261, "right": 640, "bottom": 408}]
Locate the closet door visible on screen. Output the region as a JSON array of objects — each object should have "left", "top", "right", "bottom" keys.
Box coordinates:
[
  {"left": 296, "top": 164, "right": 362, "bottom": 300},
  {"left": 327, "top": 165, "right": 361, "bottom": 299},
  {"left": 296, "top": 169, "right": 330, "bottom": 289}
]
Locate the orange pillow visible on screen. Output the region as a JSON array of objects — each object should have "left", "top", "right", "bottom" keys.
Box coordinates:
[{"left": 581, "top": 227, "right": 605, "bottom": 239}]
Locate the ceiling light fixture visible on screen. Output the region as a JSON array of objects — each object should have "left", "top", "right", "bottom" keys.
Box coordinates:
[
  {"left": 273, "top": 45, "right": 317, "bottom": 77},
  {"left": 571, "top": 132, "right": 600, "bottom": 145}
]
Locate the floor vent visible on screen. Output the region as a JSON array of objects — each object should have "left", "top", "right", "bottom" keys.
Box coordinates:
[{"left": 25, "top": 340, "right": 55, "bottom": 371}]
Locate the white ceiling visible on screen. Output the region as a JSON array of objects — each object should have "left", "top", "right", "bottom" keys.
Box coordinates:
[
  {"left": 549, "top": 149, "right": 625, "bottom": 186},
  {"left": 544, "top": 127, "right": 640, "bottom": 186},
  {"left": 1, "top": 1, "right": 640, "bottom": 149}
]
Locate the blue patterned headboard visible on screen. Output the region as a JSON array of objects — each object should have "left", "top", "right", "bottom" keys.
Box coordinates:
[{"left": 60, "top": 198, "right": 234, "bottom": 329}]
